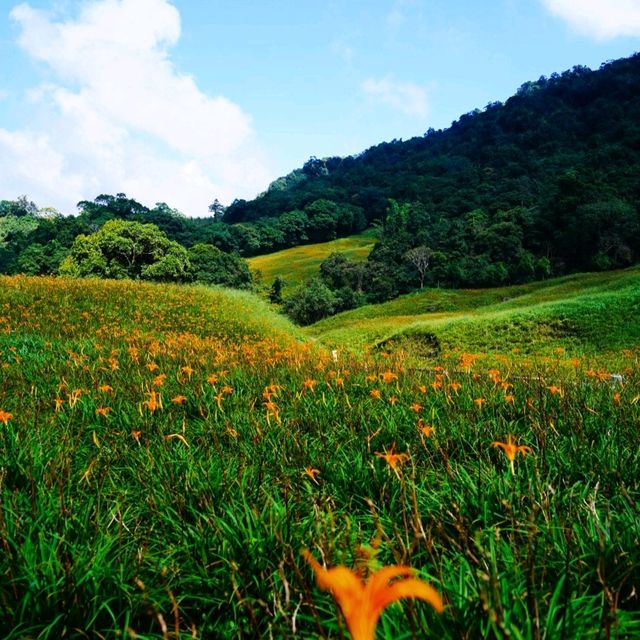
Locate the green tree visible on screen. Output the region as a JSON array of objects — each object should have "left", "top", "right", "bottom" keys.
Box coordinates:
[
  {"left": 283, "top": 279, "right": 337, "bottom": 325},
  {"left": 187, "top": 243, "right": 251, "bottom": 289},
  {"left": 59, "top": 220, "right": 189, "bottom": 282}
]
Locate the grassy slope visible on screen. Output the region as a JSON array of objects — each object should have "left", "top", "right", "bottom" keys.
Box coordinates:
[
  {"left": 247, "top": 229, "right": 376, "bottom": 289},
  {"left": 1, "top": 275, "right": 640, "bottom": 638},
  {"left": 307, "top": 266, "right": 640, "bottom": 355}
]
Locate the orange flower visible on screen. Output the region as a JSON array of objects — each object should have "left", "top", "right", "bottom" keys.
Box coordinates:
[
  {"left": 302, "top": 550, "right": 443, "bottom": 640},
  {"left": 181, "top": 365, "right": 194, "bottom": 378},
  {"left": 0, "top": 410, "right": 13, "bottom": 425},
  {"left": 207, "top": 373, "right": 219, "bottom": 385},
  {"left": 388, "top": 395, "right": 398, "bottom": 406},
  {"left": 409, "top": 402, "right": 422, "bottom": 414},
  {"left": 417, "top": 419, "right": 435, "bottom": 437},
  {"left": 171, "top": 395, "right": 187, "bottom": 405},
  {"left": 448, "top": 382, "right": 461, "bottom": 394},
  {"left": 547, "top": 385, "right": 563, "bottom": 396},
  {"left": 376, "top": 446, "right": 409, "bottom": 474},
  {"left": 145, "top": 362, "right": 159, "bottom": 372},
  {"left": 492, "top": 435, "right": 533, "bottom": 474},
  {"left": 152, "top": 374, "right": 166, "bottom": 388},
  {"left": 380, "top": 370, "right": 398, "bottom": 384},
  {"left": 95, "top": 406, "right": 111, "bottom": 417},
  {"left": 370, "top": 389, "right": 382, "bottom": 400},
  {"left": 303, "top": 378, "right": 317, "bottom": 392},
  {"left": 54, "top": 397, "right": 64, "bottom": 412},
  {"left": 143, "top": 391, "right": 162, "bottom": 413},
  {"left": 474, "top": 397, "right": 486, "bottom": 408},
  {"left": 98, "top": 384, "right": 113, "bottom": 393},
  {"left": 504, "top": 394, "right": 515, "bottom": 404},
  {"left": 303, "top": 467, "right": 321, "bottom": 483}
]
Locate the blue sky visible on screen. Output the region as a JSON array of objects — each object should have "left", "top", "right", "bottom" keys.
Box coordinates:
[{"left": 0, "top": 0, "right": 639, "bottom": 216}]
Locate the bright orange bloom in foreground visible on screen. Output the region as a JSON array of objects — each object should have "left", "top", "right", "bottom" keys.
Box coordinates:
[
  {"left": 0, "top": 410, "right": 13, "bottom": 425},
  {"left": 171, "top": 395, "right": 187, "bottom": 405},
  {"left": 98, "top": 384, "right": 113, "bottom": 393},
  {"left": 143, "top": 391, "right": 162, "bottom": 413},
  {"left": 370, "top": 389, "right": 382, "bottom": 400},
  {"left": 95, "top": 406, "right": 111, "bottom": 417},
  {"left": 492, "top": 435, "right": 533, "bottom": 474},
  {"left": 302, "top": 549, "right": 443, "bottom": 640},
  {"left": 303, "top": 378, "right": 317, "bottom": 392},
  {"left": 380, "top": 370, "right": 398, "bottom": 384}
]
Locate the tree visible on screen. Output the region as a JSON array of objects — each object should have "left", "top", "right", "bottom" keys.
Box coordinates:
[
  {"left": 208, "top": 199, "right": 226, "bottom": 222},
  {"left": 59, "top": 220, "right": 189, "bottom": 282},
  {"left": 403, "top": 246, "right": 432, "bottom": 289},
  {"left": 187, "top": 243, "right": 251, "bottom": 289},
  {"left": 269, "top": 276, "right": 286, "bottom": 304},
  {"left": 283, "top": 279, "right": 337, "bottom": 325}
]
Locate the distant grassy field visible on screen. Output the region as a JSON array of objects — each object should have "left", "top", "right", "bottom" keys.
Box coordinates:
[
  {"left": 247, "top": 229, "right": 376, "bottom": 290},
  {"left": 308, "top": 267, "right": 640, "bottom": 359},
  {"left": 1, "top": 274, "right": 639, "bottom": 638}
]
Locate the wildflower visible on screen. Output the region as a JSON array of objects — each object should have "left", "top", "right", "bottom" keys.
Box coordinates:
[
  {"left": 153, "top": 374, "right": 166, "bottom": 388},
  {"left": 302, "top": 549, "right": 443, "bottom": 640},
  {"left": 181, "top": 365, "right": 194, "bottom": 378},
  {"left": 492, "top": 435, "right": 533, "bottom": 474},
  {"left": 370, "top": 389, "right": 382, "bottom": 400},
  {"left": 145, "top": 362, "right": 159, "bottom": 372},
  {"left": 143, "top": 391, "right": 161, "bottom": 413},
  {"left": 376, "top": 446, "right": 409, "bottom": 474},
  {"left": 171, "top": 395, "right": 187, "bottom": 405},
  {"left": 303, "top": 378, "right": 317, "bottom": 392},
  {"left": 207, "top": 373, "right": 218, "bottom": 385},
  {"left": 54, "top": 397, "right": 64, "bottom": 412},
  {"left": 303, "top": 467, "right": 321, "bottom": 483},
  {"left": 98, "top": 384, "right": 113, "bottom": 393},
  {"left": 504, "top": 394, "right": 515, "bottom": 404},
  {"left": 417, "top": 419, "right": 435, "bottom": 437},
  {"left": 409, "top": 402, "right": 422, "bottom": 414},
  {"left": 380, "top": 370, "right": 398, "bottom": 384},
  {"left": 448, "top": 382, "right": 461, "bottom": 394},
  {"left": 388, "top": 395, "right": 398, "bottom": 406},
  {"left": 547, "top": 385, "right": 563, "bottom": 396},
  {"left": 474, "top": 397, "right": 486, "bottom": 408},
  {"left": 0, "top": 410, "right": 13, "bottom": 425},
  {"left": 222, "top": 385, "right": 234, "bottom": 395},
  {"left": 613, "top": 392, "right": 621, "bottom": 404},
  {"left": 417, "top": 384, "right": 427, "bottom": 394},
  {"left": 131, "top": 430, "right": 142, "bottom": 443},
  {"left": 95, "top": 406, "right": 111, "bottom": 417}
]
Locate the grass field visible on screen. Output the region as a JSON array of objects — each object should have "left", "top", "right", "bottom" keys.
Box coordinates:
[
  {"left": 247, "top": 230, "right": 377, "bottom": 291},
  {"left": 1, "top": 274, "right": 639, "bottom": 638},
  {"left": 308, "top": 267, "right": 640, "bottom": 359}
]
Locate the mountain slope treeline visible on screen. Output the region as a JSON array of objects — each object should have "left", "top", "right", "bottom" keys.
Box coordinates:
[
  {"left": 222, "top": 53, "right": 640, "bottom": 289},
  {"left": 1, "top": 53, "right": 639, "bottom": 304}
]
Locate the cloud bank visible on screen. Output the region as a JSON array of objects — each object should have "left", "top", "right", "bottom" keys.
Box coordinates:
[
  {"left": 542, "top": 0, "right": 640, "bottom": 40},
  {"left": 0, "top": 0, "right": 271, "bottom": 215}
]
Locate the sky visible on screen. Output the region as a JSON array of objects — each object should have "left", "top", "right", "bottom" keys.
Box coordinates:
[{"left": 0, "top": 0, "right": 639, "bottom": 217}]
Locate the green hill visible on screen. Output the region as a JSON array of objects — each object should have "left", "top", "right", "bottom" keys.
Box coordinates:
[
  {"left": 247, "top": 229, "right": 376, "bottom": 289},
  {"left": 307, "top": 267, "right": 640, "bottom": 356}
]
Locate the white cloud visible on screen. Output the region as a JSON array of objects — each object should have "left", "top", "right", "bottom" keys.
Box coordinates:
[
  {"left": 362, "top": 77, "right": 429, "bottom": 118},
  {"left": 541, "top": 0, "right": 640, "bottom": 40},
  {"left": 1, "top": 0, "right": 272, "bottom": 215}
]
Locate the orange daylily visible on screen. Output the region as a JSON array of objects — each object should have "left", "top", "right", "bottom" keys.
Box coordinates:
[
  {"left": 95, "top": 406, "right": 111, "bottom": 417},
  {"left": 303, "top": 549, "right": 443, "bottom": 640},
  {"left": 376, "top": 447, "right": 409, "bottom": 474},
  {"left": 492, "top": 435, "right": 533, "bottom": 474},
  {"left": 303, "top": 467, "right": 321, "bottom": 483},
  {"left": 171, "top": 395, "right": 187, "bottom": 405},
  {"left": 0, "top": 409, "right": 13, "bottom": 425}
]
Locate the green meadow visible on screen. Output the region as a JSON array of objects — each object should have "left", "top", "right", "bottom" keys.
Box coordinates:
[
  {"left": 247, "top": 230, "right": 376, "bottom": 291},
  {"left": 1, "top": 273, "right": 639, "bottom": 638}
]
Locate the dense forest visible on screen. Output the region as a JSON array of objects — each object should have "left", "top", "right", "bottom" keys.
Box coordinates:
[{"left": 1, "top": 53, "right": 639, "bottom": 315}]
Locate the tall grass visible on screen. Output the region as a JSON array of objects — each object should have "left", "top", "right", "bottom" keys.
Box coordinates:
[{"left": 0, "top": 275, "right": 639, "bottom": 638}]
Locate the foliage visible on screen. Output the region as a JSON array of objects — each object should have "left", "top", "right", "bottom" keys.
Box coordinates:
[
  {"left": 60, "top": 219, "right": 190, "bottom": 282},
  {"left": 187, "top": 243, "right": 251, "bottom": 289},
  {"left": 282, "top": 277, "right": 338, "bottom": 325},
  {"left": 0, "top": 275, "right": 639, "bottom": 638}
]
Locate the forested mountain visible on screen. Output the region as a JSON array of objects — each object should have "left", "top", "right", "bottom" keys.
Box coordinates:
[
  {"left": 1, "top": 53, "right": 639, "bottom": 311},
  {"left": 222, "top": 53, "right": 640, "bottom": 281}
]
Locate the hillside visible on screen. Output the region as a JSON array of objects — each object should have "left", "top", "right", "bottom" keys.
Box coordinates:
[
  {"left": 221, "top": 53, "right": 640, "bottom": 295},
  {"left": 307, "top": 266, "right": 640, "bottom": 356},
  {"left": 2, "top": 275, "right": 640, "bottom": 637},
  {"left": 247, "top": 229, "right": 375, "bottom": 289}
]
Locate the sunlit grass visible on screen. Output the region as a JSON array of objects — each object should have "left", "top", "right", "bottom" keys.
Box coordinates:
[
  {"left": 1, "top": 274, "right": 639, "bottom": 638},
  {"left": 247, "top": 229, "right": 376, "bottom": 291}
]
